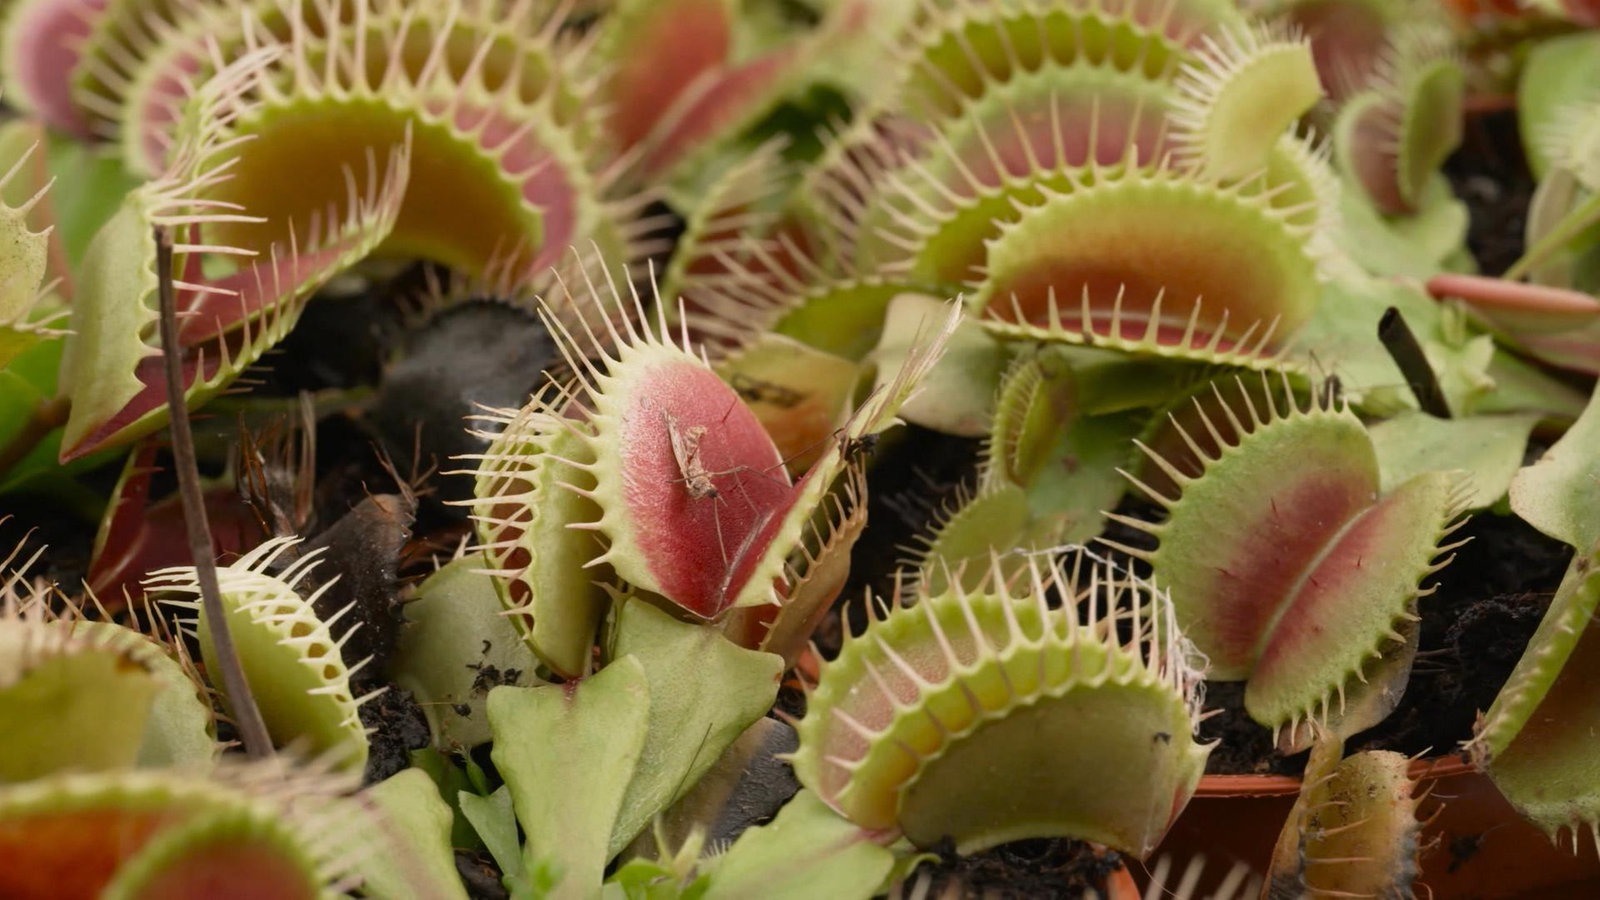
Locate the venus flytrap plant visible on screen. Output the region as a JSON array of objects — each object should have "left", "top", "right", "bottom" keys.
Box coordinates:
[
  {"left": 1103, "top": 374, "right": 1471, "bottom": 747},
  {"left": 467, "top": 255, "right": 956, "bottom": 670},
  {"left": 792, "top": 548, "right": 1211, "bottom": 858}
]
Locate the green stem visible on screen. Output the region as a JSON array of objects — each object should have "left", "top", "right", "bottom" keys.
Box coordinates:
[
  {"left": 1503, "top": 188, "right": 1600, "bottom": 282},
  {"left": 0, "top": 396, "right": 69, "bottom": 486}
]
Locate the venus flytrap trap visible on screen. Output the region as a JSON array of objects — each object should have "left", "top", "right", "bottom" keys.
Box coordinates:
[
  {"left": 146, "top": 536, "right": 376, "bottom": 773},
  {"left": 0, "top": 757, "right": 374, "bottom": 900},
  {"left": 0, "top": 129, "right": 57, "bottom": 372},
  {"left": 466, "top": 255, "right": 956, "bottom": 669},
  {"left": 1103, "top": 374, "right": 1471, "bottom": 748},
  {"left": 1263, "top": 736, "right": 1428, "bottom": 898},
  {"left": 792, "top": 549, "right": 1210, "bottom": 858},
  {"left": 0, "top": 550, "right": 169, "bottom": 780},
  {"left": 0, "top": 0, "right": 104, "bottom": 137},
  {"left": 57, "top": 43, "right": 410, "bottom": 461},
  {"left": 807, "top": 0, "right": 1341, "bottom": 372}
]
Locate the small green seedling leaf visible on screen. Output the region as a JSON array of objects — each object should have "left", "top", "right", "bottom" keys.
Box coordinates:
[
  {"left": 457, "top": 787, "right": 526, "bottom": 896},
  {"left": 489, "top": 655, "right": 652, "bottom": 898}
]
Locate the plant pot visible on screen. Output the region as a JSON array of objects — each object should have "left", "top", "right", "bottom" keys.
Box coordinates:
[{"left": 1140, "top": 757, "right": 1600, "bottom": 898}]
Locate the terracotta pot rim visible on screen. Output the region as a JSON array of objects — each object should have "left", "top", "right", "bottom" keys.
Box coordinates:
[{"left": 1194, "top": 753, "right": 1475, "bottom": 797}]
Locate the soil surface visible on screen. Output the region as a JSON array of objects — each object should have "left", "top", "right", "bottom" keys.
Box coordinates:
[
  {"left": 1445, "top": 108, "right": 1535, "bottom": 277},
  {"left": 907, "top": 839, "right": 1125, "bottom": 900}
]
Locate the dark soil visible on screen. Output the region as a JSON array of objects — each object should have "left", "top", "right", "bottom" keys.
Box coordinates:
[
  {"left": 907, "top": 839, "right": 1125, "bottom": 899},
  {"left": 360, "top": 685, "right": 433, "bottom": 785},
  {"left": 1445, "top": 108, "right": 1535, "bottom": 277}
]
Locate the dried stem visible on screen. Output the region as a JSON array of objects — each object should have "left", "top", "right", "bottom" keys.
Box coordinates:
[
  {"left": 1377, "top": 306, "right": 1451, "bottom": 419},
  {"left": 155, "top": 226, "right": 274, "bottom": 759}
]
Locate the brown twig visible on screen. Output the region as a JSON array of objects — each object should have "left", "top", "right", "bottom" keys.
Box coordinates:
[
  {"left": 1378, "top": 307, "right": 1452, "bottom": 420},
  {"left": 155, "top": 225, "right": 274, "bottom": 759}
]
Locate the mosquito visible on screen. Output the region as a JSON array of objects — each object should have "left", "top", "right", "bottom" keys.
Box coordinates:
[{"left": 663, "top": 409, "right": 718, "bottom": 500}]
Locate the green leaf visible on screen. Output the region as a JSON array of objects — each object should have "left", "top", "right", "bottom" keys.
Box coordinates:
[
  {"left": 1519, "top": 32, "right": 1600, "bottom": 181},
  {"left": 43, "top": 134, "right": 139, "bottom": 270},
  {"left": 390, "top": 553, "right": 540, "bottom": 750},
  {"left": 701, "top": 790, "right": 893, "bottom": 900},
  {"left": 489, "top": 656, "right": 653, "bottom": 898},
  {"left": 359, "top": 769, "right": 471, "bottom": 900},
  {"left": 458, "top": 787, "right": 525, "bottom": 894},
  {"left": 1334, "top": 174, "right": 1469, "bottom": 279},
  {"left": 1370, "top": 411, "right": 1540, "bottom": 510},
  {"left": 607, "top": 600, "right": 784, "bottom": 856},
  {"left": 1510, "top": 382, "right": 1600, "bottom": 550}
]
